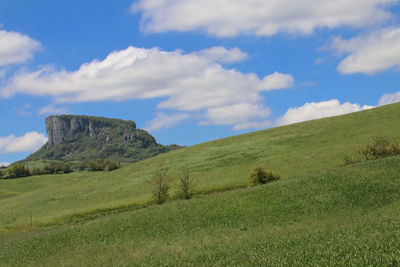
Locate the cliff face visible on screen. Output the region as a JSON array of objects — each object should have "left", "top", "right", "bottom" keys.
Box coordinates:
[
  {"left": 45, "top": 115, "right": 138, "bottom": 146},
  {"left": 26, "top": 115, "right": 173, "bottom": 163}
]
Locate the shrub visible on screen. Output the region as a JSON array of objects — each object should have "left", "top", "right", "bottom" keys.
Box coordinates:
[
  {"left": 88, "top": 159, "right": 119, "bottom": 171},
  {"left": 75, "top": 162, "right": 87, "bottom": 171},
  {"left": 176, "top": 169, "right": 195, "bottom": 200},
  {"left": 41, "top": 163, "right": 73, "bottom": 174},
  {"left": 53, "top": 162, "right": 72, "bottom": 174},
  {"left": 388, "top": 143, "right": 400, "bottom": 155},
  {"left": 247, "top": 166, "right": 280, "bottom": 187},
  {"left": 340, "top": 155, "right": 359, "bottom": 166},
  {"left": 31, "top": 167, "right": 45, "bottom": 176},
  {"left": 7, "top": 164, "right": 30, "bottom": 178},
  {"left": 361, "top": 134, "right": 400, "bottom": 160},
  {"left": 107, "top": 162, "right": 120, "bottom": 171},
  {"left": 88, "top": 159, "right": 109, "bottom": 171},
  {"left": 151, "top": 167, "right": 170, "bottom": 204},
  {"left": 43, "top": 165, "right": 55, "bottom": 174},
  {"left": 0, "top": 170, "right": 4, "bottom": 179}
]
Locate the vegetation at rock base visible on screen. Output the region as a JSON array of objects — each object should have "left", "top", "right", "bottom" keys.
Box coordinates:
[{"left": 88, "top": 159, "right": 120, "bottom": 172}]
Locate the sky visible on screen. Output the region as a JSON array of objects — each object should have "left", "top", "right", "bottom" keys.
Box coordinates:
[{"left": 1, "top": 0, "right": 400, "bottom": 165}]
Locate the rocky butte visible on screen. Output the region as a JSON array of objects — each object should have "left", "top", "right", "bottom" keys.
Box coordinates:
[{"left": 26, "top": 115, "right": 180, "bottom": 163}]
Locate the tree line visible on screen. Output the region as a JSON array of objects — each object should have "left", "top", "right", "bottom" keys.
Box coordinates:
[{"left": 0, "top": 159, "right": 121, "bottom": 179}]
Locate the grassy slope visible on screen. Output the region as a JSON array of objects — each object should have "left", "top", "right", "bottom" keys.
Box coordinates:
[
  {"left": 1, "top": 156, "right": 400, "bottom": 266},
  {"left": 0, "top": 103, "right": 400, "bottom": 229}
]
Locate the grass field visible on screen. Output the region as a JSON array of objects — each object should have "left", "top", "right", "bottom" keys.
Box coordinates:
[
  {"left": 1, "top": 155, "right": 400, "bottom": 265},
  {"left": 0, "top": 103, "right": 400, "bottom": 230}
]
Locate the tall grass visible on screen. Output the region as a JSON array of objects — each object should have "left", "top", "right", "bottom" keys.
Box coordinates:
[{"left": 1, "top": 156, "right": 400, "bottom": 265}]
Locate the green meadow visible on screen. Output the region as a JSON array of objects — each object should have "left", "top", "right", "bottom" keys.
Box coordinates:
[
  {"left": 1, "top": 103, "right": 400, "bottom": 265},
  {"left": 1, "top": 156, "right": 400, "bottom": 265}
]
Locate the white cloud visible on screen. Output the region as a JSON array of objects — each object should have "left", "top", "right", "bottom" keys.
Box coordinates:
[
  {"left": 38, "top": 105, "right": 69, "bottom": 116},
  {"left": 195, "top": 47, "right": 248, "bottom": 63},
  {"left": 132, "top": 0, "right": 396, "bottom": 37},
  {"left": 378, "top": 92, "right": 400, "bottom": 106},
  {"left": 0, "top": 132, "right": 47, "bottom": 154},
  {"left": 0, "top": 162, "right": 10, "bottom": 167},
  {"left": 1, "top": 45, "right": 294, "bottom": 130},
  {"left": 277, "top": 99, "right": 373, "bottom": 126},
  {"left": 0, "top": 30, "right": 41, "bottom": 67},
  {"left": 145, "top": 113, "right": 190, "bottom": 131},
  {"left": 331, "top": 27, "right": 400, "bottom": 74},
  {"left": 258, "top": 72, "right": 294, "bottom": 91},
  {"left": 200, "top": 103, "right": 271, "bottom": 130}
]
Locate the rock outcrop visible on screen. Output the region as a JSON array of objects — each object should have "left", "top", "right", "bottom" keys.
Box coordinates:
[
  {"left": 26, "top": 115, "right": 178, "bottom": 163},
  {"left": 45, "top": 115, "right": 138, "bottom": 146}
]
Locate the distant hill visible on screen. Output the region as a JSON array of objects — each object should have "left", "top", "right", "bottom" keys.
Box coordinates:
[{"left": 25, "top": 115, "right": 180, "bottom": 163}]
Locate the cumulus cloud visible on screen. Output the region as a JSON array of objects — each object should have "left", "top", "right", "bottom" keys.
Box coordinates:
[
  {"left": 378, "top": 92, "right": 400, "bottom": 106},
  {"left": 145, "top": 113, "right": 190, "bottom": 131},
  {"left": 1, "top": 45, "right": 294, "bottom": 130},
  {"left": 38, "top": 105, "right": 69, "bottom": 116},
  {"left": 258, "top": 72, "right": 294, "bottom": 91},
  {"left": 331, "top": 27, "right": 400, "bottom": 74},
  {"left": 277, "top": 99, "right": 373, "bottom": 126},
  {"left": 0, "top": 30, "right": 41, "bottom": 67},
  {"left": 194, "top": 46, "right": 248, "bottom": 63},
  {"left": 200, "top": 103, "right": 271, "bottom": 130},
  {"left": 132, "top": 0, "right": 396, "bottom": 37},
  {"left": 0, "top": 132, "right": 47, "bottom": 154},
  {"left": 0, "top": 162, "right": 10, "bottom": 167}
]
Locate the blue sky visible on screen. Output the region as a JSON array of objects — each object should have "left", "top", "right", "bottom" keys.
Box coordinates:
[{"left": 1, "top": 0, "right": 400, "bottom": 165}]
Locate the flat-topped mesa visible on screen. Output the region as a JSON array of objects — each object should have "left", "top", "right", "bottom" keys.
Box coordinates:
[
  {"left": 25, "top": 115, "right": 178, "bottom": 163},
  {"left": 45, "top": 115, "right": 138, "bottom": 146}
]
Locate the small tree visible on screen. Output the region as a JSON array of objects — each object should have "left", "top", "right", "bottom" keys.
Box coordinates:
[
  {"left": 0, "top": 170, "right": 4, "bottom": 179},
  {"left": 247, "top": 166, "right": 280, "bottom": 187},
  {"left": 151, "top": 167, "right": 170, "bottom": 204},
  {"left": 177, "top": 169, "right": 195, "bottom": 200}
]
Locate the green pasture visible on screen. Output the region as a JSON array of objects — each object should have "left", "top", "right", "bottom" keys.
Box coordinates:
[{"left": 1, "top": 155, "right": 400, "bottom": 265}]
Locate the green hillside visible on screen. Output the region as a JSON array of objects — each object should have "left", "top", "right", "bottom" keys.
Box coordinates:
[
  {"left": 1, "top": 103, "right": 400, "bottom": 230},
  {"left": 1, "top": 155, "right": 400, "bottom": 265}
]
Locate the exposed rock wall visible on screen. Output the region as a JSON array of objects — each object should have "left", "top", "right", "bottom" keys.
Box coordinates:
[{"left": 45, "top": 115, "right": 137, "bottom": 146}]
